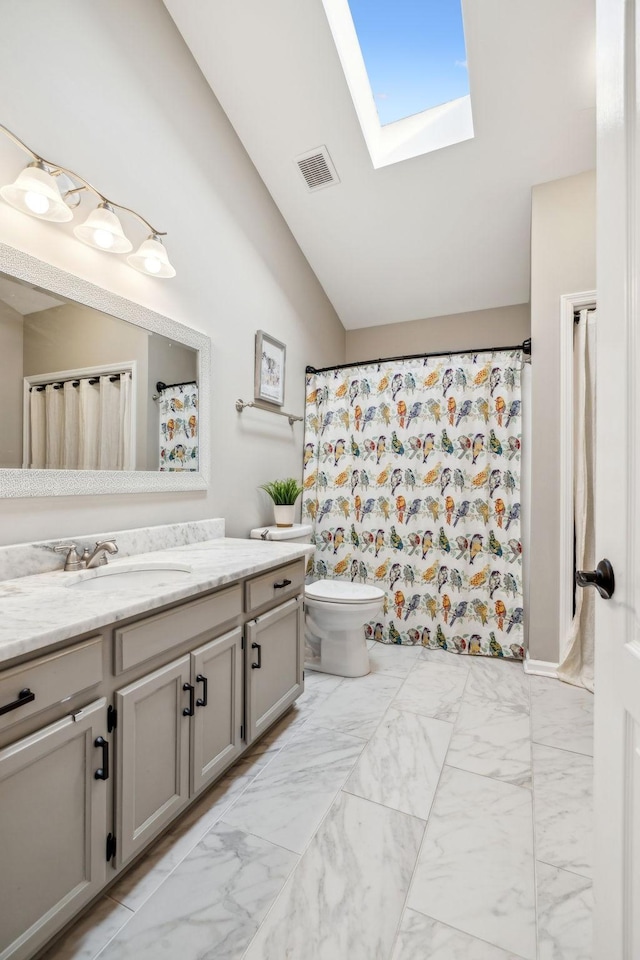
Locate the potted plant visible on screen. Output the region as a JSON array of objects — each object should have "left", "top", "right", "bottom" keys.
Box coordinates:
[{"left": 260, "top": 477, "right": 303, "bottom": 528}]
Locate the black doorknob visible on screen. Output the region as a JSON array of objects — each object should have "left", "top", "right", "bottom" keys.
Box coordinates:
[{"left": 576, "top": 559, "right": 615, "bottom": 599}]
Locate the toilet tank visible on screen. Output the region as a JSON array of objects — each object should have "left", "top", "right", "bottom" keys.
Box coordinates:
[{"left": 249, "top": 523, "right": 313, "bottom": 544}]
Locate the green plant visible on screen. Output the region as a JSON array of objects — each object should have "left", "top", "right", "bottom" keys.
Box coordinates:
[{"left": 259, "top": 477, "right": 303, "bottom": 505}]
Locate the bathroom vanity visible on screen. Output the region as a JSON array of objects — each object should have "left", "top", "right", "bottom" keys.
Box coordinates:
[{"left": 0, "top": 526, "right": 310, "bottom": 960}]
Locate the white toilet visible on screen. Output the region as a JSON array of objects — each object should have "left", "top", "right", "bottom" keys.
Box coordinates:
[{"left": 250, "top": 524, "right": 385, "bottom": 678}]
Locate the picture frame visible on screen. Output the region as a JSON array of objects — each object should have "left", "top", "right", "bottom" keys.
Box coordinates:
[{"left": 255, "top": 330, "right": 286, "bottom": 406}]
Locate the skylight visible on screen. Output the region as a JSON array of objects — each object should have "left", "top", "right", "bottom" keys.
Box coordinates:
[
  {"left": 347, "top": 0, "right": 469, "bottom": 126},
  {"left": 322, "top": 0, "right": 474, "bottom": 167}
]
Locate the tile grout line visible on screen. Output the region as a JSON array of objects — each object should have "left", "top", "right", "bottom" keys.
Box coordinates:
[
  {"left": 534, "top": 856, "right": 593, "bottom": 884},
  {"left": 391, "top": 656, "right": 538, "bottom": 960},
  {"left": 528, "top": 665, "right": 541, "bottom": 960},
  {"left": 530, "top": 737, "right": 593, "bottom": 759},
  {"left": 406, "top": 905, "right": 531, "bottom": 960},
  {"left": 236, "top": 745, "right": 384, "bottom": 960},
  {"left": 385, "top": 652, "right": 471, "bottom": 959}
]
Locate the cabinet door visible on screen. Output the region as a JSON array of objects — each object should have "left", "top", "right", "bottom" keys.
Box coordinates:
[
  {"left": 245, "top": 596, "right": 304, "bottom": 744},
  {"left": 191, "top": 627, "right": 243, "bottom": 794},
  {"left": 0, "top": 698, "right": 108, "bottom": 960},
  {"left": 115, "top": 656, "right": 191, "bottom": 868}
]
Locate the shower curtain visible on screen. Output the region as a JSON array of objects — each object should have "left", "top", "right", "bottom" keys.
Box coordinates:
[
  {"left": 158, "top": 382, "right": 199, "bottom": 471},
  {"left": 29, "top": 372, "right": 132, "bottom": 471},
  {"left": 303, "top": 351, "right": 524, "bottom": 658},
  {"left": 558, "top": 310, "right": 596, "bottom": 690}
]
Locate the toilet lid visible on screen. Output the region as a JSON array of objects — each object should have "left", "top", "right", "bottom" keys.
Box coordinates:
[{"left": 305, "top": 579, "right": 385, "bottom": 604}]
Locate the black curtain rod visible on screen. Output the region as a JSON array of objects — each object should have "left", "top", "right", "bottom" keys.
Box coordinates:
[
  {"left": 306, "top": 338, "right": 531, "bottom": 375},
  {"left": 155, "top": 379, "right": 197, "bottom": 393},
  {"left": 31, "top": 373, "right": 123, "bottom": 392}
]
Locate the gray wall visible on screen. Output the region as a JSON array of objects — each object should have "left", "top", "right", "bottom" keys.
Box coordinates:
[
  {"left": 529, "top": 170, "right": 596, "bottom": 663},
  {"left": 0, "top": 302, "right": 23, "bottom": 468},
  {"left": 345, "top": 304, "right": 530, "bottom": 362},
  {"left": 0, "top": 0, "right": 344, "bottom": 545}
]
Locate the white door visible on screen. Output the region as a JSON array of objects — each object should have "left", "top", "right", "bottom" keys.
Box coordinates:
[{"left": 593, "top": 0, "right": 640, "bottom": 955}]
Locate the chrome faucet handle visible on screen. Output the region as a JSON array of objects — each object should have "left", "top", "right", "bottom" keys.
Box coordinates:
[{"left": 54, "top": 543, "right": 84, "bottom": 572}]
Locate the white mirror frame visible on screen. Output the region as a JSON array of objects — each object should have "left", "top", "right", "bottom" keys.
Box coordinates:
[{"left": 0, "top": 242, "right": 210, "bottom": 497}]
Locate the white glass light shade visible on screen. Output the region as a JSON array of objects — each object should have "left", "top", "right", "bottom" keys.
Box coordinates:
[
  {"left": 0, "top": 162, "right": 73, "bottom": 222},
  {"left": 74, "top": 203, "right": 132, "bottom": 253},
  {"left": 127, "top": 234, "right": 176, "bottom": 278}
]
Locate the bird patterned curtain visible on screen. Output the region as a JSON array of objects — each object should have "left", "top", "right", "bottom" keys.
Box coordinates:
[
  {"left": 158, "top": 382, "right": 199, "bottom": 471},
  {"left": 302, "top": 352, "right": 524, "bottom": 659}
]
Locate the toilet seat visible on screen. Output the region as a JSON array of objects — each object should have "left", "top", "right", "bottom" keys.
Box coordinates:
[{"left": 305, "top": 579, "right": 385, "bottom": 605}]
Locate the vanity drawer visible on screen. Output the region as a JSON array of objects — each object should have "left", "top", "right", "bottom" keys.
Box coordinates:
[
  {"left": 245, "top": 560, "right": 305, "bottom": 614},
  {"left": 115, "top": 584, "right": 242, "bottom": 674},
  {"left": 0, "top": 636, "right": 103, "bottom": 732}
]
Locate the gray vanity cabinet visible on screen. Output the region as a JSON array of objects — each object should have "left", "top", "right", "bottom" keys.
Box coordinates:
[
  {"left": 190, "top": 626, "right": 243, "bottom": 794},
  {"left": 0, "top": 556, "right": 306, "bottom": 957},
  {"left": 0, "top": 697, "right": 109, "bottom": 960},
  {"left": 114, "top": 627, "right": 244, "bottom": 867},
  {"left": 115, "top": 657, "right": 192, "bottom": 868},
  {"left": 245, "top": 596, "right": 304, "bottom": 743}
]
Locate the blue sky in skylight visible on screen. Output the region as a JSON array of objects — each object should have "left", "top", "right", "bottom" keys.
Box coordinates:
[{"left": 347, "top": 0, "right": 469, "bottom": 126}]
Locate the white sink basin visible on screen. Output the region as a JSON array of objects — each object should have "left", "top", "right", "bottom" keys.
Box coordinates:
[{"left": 67, "top": 562, "right": 193, "bottom": 593}]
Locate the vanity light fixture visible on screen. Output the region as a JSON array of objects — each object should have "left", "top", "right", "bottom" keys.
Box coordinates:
[
  {"left": 128, "top": 234, "right": 176, "bottom": 278},
  {"left": 0, "top": 123, "right": 175, "bottom": 278},
  {"left": 74, "top": 202, "right": 132, "bottom": 253},
  {"left": 0, "top": 160, "right": 73, "bottom": 222}
]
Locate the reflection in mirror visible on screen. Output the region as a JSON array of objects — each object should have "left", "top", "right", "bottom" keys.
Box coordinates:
[{"left": 0, "top": 273, "right": 198, "bottom": 471}]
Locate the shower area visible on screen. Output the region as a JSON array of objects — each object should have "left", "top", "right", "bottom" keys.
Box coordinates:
[{"left": 303, "top": 344, "right": 530, "bottom": 660}]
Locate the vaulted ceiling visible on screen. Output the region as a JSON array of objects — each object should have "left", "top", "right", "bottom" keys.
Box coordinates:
[{"left": 164, "top": 0, "right": 595, "bottom": 329}]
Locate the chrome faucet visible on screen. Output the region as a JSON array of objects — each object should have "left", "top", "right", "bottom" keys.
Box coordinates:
[
  {"left": 85, "top": 540, "right": 119, "bottom": 568},
  {"left": 55, "top": 539, "right": 118, "bottom": 571}
]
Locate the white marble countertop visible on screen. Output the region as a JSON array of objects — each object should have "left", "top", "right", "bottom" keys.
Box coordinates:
[{"left": 0, "top": 538, "right": 312, "bottom": 666}]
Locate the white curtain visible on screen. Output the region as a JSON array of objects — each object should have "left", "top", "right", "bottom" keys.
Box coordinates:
[
  {"left": 62, "top": 381, "right": 79, "bottom": 469},
  {"left": 29, "top": 388, "right": 45, "bottom": 469},
  {"left": 44, "top": 384, "right": 64, "bottom": 469},
  {"left": 120, "top": 372, "right": 132, "bottom": 470},
  {"left": 558, "top": 309, "right": 597, "bottom": 690},
  {"left": 78, "top": 379, "right": 101, "bottom": 470},
  {"left": 98, "top": 375, "right": 121, "bottom": 470},
  {"left": 29, "top": 372, "right": 133, "bottom": 471}
]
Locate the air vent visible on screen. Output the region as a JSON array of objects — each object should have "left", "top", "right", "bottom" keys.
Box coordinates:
[{"left": 295, "top": 146, "right": 340, "bottom": 192}]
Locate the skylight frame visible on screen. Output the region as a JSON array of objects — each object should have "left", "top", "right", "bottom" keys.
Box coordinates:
[{"left": 322, "top": 0, "right": 474, "bottom": 169}]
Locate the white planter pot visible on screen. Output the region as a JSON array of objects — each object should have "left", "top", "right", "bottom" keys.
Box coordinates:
[{"left": 273, "top": 504, "right": 296, "bottom": 527}]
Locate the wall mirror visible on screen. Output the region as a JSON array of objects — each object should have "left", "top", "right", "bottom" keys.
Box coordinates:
[{"left": 0, "top": 242, "right": 210, "bottom": 497}]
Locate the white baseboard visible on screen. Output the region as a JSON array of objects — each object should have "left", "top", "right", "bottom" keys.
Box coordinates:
[{"left": 523, "top": 652, "right": 559, "bottom": 678}]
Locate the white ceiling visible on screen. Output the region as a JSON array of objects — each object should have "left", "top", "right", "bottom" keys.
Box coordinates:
[
  {"left": 164, "top": 0, "right": 595, "bottom": 330},
  {"left": 0, "top": 276, "right": 63, "bottom": 315}
]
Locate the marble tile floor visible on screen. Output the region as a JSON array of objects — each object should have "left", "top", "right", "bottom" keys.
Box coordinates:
[{"left": 42, "top": 648, "right": 594, "bottom": 960}]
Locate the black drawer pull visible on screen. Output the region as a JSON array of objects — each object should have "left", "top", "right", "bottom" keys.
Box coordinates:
[
  {"left": 273, "top": 578, "right": 292, "bottom": 590},
  {"left": 95, "top": 736, "right": 109, "bottom": 781},
  {"left": 0, "top": 687, "right": 35, "bottom": 716},
  {"left": 251, "top": 642, "right": 262, "bottom": 669},
  {"left": 183, "top": 682, "right": 195, "bottom": 716},
  {"left": 196, "top": 673, "right": 208, "bottom": 707}
]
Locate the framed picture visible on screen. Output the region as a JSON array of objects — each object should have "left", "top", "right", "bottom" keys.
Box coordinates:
[{"left": 255, "top": 330, "right": 286, "bottom": 406}]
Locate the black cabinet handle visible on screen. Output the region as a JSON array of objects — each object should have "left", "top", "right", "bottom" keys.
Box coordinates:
[
  {"left": 183, "top": 682, "right": 195, "bottom": 716},
  {"left": 576, "top": 558, "right": 615, "bottom": 599},
  {"left": 95, "top": 736, "right": 109, "bottom": 781},
  {"left": 273, "top": 578, "right": 292, "bottom": 590},
  {"left": 196, "top": 673, "right": 208, "bottom": 707},
  {"left": 251, "top": 642, "right": 262, "bottom": 669},
  {"left": 0, "top": 687, "right": 35, "bottom": 717}
]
